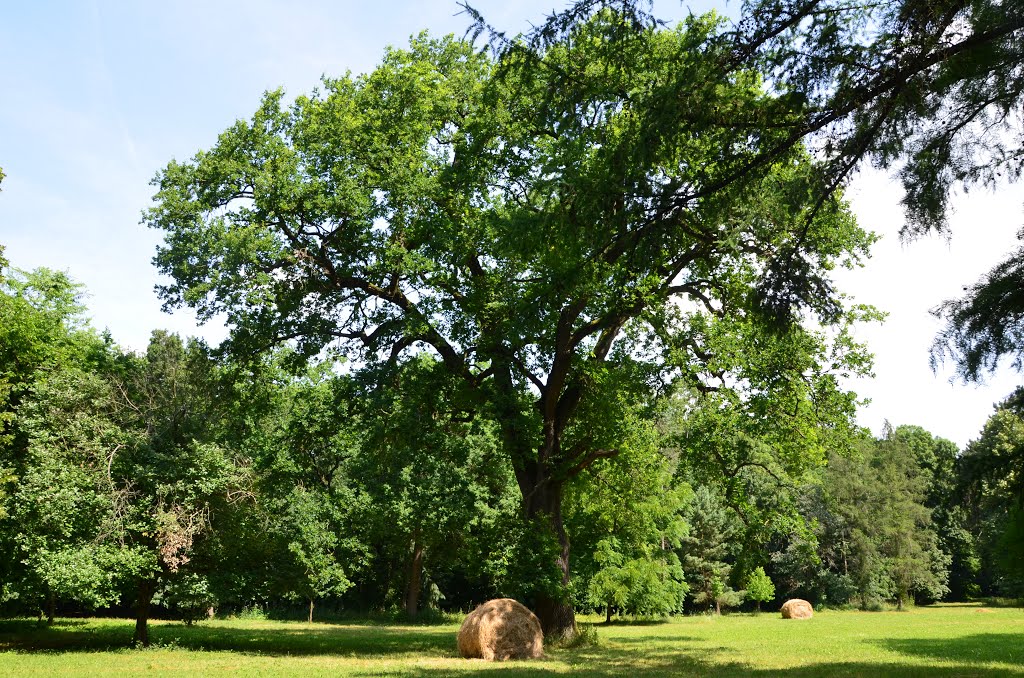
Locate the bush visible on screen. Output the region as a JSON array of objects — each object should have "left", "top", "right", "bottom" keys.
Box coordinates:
[
  {"left": 587, "top": 541, "right": 688, "bottom": 618},
  {"left": 155, "top": 574, "right": 217, "bottom": 625},
  {"left": 548, "top": 622, "right": 600, "bottom": 649}
]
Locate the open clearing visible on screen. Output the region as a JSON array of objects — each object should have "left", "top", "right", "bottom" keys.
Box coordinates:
[{"left": 0, "top": 603, "right": 1021, "bottom": 676}]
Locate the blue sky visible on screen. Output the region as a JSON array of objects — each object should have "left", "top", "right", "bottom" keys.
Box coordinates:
[{"left": 1, "top": 0, "right": 1021, "bottom": 448}]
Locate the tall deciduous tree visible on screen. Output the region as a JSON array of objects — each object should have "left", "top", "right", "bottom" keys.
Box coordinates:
[
  {"left": 0, "top": 266, "right": 108, "bottom": 603},
  {"left": 148, "top": 18, "right": 873, "bottom": 635},
  {"left": 0, "top": 268, "right": 100, "bottom": 456},
  {"left": 958, "top": 389, "right": 1024, "bottom": 595},
  {"left": 118, "top": 332, "right": 245, "bottom": 645},
  {"left": 13, "top": 331, "right": 245, "bottom": 644},
  {"left": 11, "top": 366, "right": 149, "bottom": 623}
]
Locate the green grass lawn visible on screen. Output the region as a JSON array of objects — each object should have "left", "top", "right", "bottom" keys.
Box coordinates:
[{"left": 0, "top": 603, "right": 1021, "bottom": 676}]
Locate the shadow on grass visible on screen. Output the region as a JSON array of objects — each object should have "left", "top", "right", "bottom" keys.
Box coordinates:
[
  {"left": 383, "top": 631, "right": 1024, "bottom": 678},
  {"left": 387, "top": 643, "right": 1024, "bottom": 678},
  {"left": 0, "top": 618, "right": 456, "bottom": 657},
  {"left": 388, "top": 652, "right": 1024, "bottom": 678},
  {"left": 880, "top": 632, "right": 1024, "bottom": 668},
  {"left": 391, "top": 667, "right": 1024, "bottom": 678}
]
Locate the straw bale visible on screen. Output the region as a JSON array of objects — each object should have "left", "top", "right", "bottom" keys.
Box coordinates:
[
  {"left": 457, "top": 598, "right": 544, "bottom": 661},
  {"left": 780, "top": 598, "right": 814, "bottom": 619}
]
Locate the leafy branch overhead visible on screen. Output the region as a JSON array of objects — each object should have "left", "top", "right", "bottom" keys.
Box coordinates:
[{"left": 467, "top": 0, "right": 1024, "bottom": 380}]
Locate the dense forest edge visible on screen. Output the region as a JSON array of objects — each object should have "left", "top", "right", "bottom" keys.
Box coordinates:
[{"left": 2, "top": 0, "right": 1024, "bottom": 649}]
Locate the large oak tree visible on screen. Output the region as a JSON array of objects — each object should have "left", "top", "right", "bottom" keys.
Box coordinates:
[{"left": 148, "top": 16, "right": 872, "bottom": 635}]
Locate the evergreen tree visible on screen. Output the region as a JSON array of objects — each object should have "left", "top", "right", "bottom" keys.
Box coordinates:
[
  {"left": 823, "top": 428, "right": 949, "bottom": 610},
  {"left": 680, "top": 487, "right": 744, "bottom": 614}
]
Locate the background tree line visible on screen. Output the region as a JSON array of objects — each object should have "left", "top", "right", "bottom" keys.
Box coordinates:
[{"left": 1, "top": 253, "right": 1021, "bottom": 645}]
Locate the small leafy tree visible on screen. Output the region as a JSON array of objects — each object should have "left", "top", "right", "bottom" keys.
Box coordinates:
[
  {"left": 567, "top": 411, "right": 689, "bottom": 621},
  {"left": 586, "top": 537, "right": 688, "bottom": 621},
  {"left": 350, "top": 357, "right": 505, "bottom": 618},
  {"left": 280, "top": 487, "right": 353, "bottom": 623},
  {"left": 746, "top": 567, "right": 775, "bottom": 612}
]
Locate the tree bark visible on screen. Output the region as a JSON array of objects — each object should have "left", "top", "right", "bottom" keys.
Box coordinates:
[
  {"left": 520, "top": 473, "right": 577, "bottom": 639},
  {"left": 405, "top": 533, "right": 424, "bottom": 619},
  {"left": 308, "top": 598, "right": 315, "bottom": 623},
  {"left": 133, "top": 577, "right": 156, "bottom": 647}
]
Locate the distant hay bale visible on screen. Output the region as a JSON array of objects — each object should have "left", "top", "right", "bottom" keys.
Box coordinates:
[
  {"left": 780, "top": 599, "right": 814, "bottom": 619},
  {"left": 457, "top": 598, "right": 544, "bottom": 661}
]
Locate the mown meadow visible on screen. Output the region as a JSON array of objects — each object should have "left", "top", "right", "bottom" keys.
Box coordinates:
[{"left": 1, "top": 604, "right": 1021, "bottom": 677}]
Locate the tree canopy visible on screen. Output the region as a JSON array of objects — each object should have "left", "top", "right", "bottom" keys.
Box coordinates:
[{"left": 478, "top": 0, "right": 1024, "bottom": 380}]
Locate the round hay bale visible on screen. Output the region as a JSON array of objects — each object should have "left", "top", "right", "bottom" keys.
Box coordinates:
[
  {"left": 780, "top": 598, "right": 814, "bottom": 619},
  {"left": 457, "top": 598, "right": 544, "bottom": 661}
]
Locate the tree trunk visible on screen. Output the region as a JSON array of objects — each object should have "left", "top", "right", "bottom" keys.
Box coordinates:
[
  {"left": 605, "top": 603, "right": 612, "bottom": 624},
  {"left": 133, "top": 577, "right": 156, "bottom": 647},
  {"left": 405, "top": 533, "right": 424, "bottom": 619},
  {"left": 520, "top": 474, "right": 576, "bottom": 639},
  {"left": 715, "top": 599, "right": 721, "bottom": 615},
  {"left": 493, "top": 357, "right": 581, "bottom": 640},
  {"left": 46, "top": 588, "right": 55, "bottom": 626}
]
